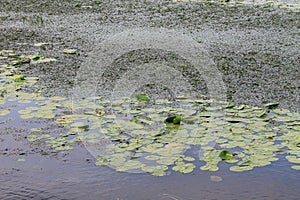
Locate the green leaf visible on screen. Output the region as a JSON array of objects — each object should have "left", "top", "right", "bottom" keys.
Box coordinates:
[
  {"left": 286, "top": 155, "right": 300, "bottom": 164},
  {"left": 230, "top": 165, "right": 253, "bottom": 172},
  {"left": 12, "top": 58, "right": 30, "bottom": 67},
  {"left": 142, "top": 165, "right": 168, "bottom": 176},
  {"left": 95, "top": 1, "right": 103, "bottom": 5},
  {"left": 165, "top": 115, "right": 182, "bottom": 125},
  {"left": 63, "top": 49, "right": 77, "bottom": 54},
  {"left": 210, "top": 175, "right": 223, "bottom": 182},
  {"left": 219, "top": 150, "right": 233, "bottom": 160},
  {"left": 264, "top": 102, "right": 279, "bottom": 109},
  {"left": 32, "top": 53, "right": 44, "bottom": 61},
  {"left": 96, "top": 156, "right": 110, "bottom": 166},
  {"left": 291, "top": 165, "right": 300, "bottom": 170},
  {"left": 226, "top": 101, "right": 235, "bottom": 108},
  {"left": 0, "top": 110, "right": 10, "bottom": 116},
  {"left": 173, "top": 116, "right": 182, "bottom": 124},
  {"left": 172, "top": 162, "right": 195, "bottom": 174},
  {"left": 256, "top": 109, "right": 268, "bottom": 118},
  {"left": 34, "top": 42, "right": 49, "bottom": 47},
  {"left": 13, "top": 74, "right": 25, "bottom": 82},
  {"left": 136, "top": 94, "right": 150, "bottom": 101},
  {"left": 74, "top": 3, "right": 82, "bottom": 7},
  {"left": 116, "top": 160, "right": 144, "bottom": 172}
]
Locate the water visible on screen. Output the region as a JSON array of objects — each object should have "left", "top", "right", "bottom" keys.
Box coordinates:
[{"left": 0, "top": 100, "right": 299, "bottom": 200}]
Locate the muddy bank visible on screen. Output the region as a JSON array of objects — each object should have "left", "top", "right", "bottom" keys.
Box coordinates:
[{"left": 0, "top": 0, "right": 299, "bottom": 111}]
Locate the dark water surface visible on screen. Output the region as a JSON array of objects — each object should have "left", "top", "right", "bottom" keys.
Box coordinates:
[{"left": 0, "top": 100, "right": 299, "bottom": 200}]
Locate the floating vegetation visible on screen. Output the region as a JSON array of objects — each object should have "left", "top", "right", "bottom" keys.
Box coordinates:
[
  {"left": 165, "top": 115, "right": 183, "bottom": 125},
  {"left": 172, "top": 161, "right": 196, "bottom": 174},
  {"left": 63, "top": 49, "right": 77, "bottom": 54},
  {"left": 136, "top": 93, "right": 150, "bottom": 102},
  {"left": 219, "top": 150, "right": 233, "bottom": 160},
  {"left": 0, "top": 48, "right": 300, "bottom": 176},
  {"left": 30, "top": 52, "right": 57, "bottom": 64},
  {"left": 0, "top": 109, "right": 10, "bottom": 116},
  {"left": 210, "top": 175, "right": 223, "bottom": 182},
  {"left": 13, "top": 74, "right": 25, "bottom": 82},
  {"left": 17, "top": 95, "right": 300, "bottom": 176},
  {"left": 33, "top": 43, "right": 49, "bottom": 47},
  {"left": 16, "top": 158, "right": 26, "bottom": 162}
]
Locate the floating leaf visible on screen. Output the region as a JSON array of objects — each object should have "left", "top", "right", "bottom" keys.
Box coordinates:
[
  {"left": 49, "top": 96, "right": 66, "bottom": 101},
  {"left": 13, "top": 74, "right": 25, "bottom": 82},
  {"left": 226, "top": 101, "right": 234, "bottom": 108},
  {"left": 136, "top": 94, "right": 150, "bottom": 101},
  {"left": 235, "top": 104, "right": 246, "bottom": 110},
  {"left": 116, "top": 160, "right": 145, "bottom": 172},
  {"left": 0, "top": 110, "right": 10, "bottom": 116},
  {"left": 55, "top": 119, "right": 73, "bottom": 124},
  {"left": 27, "top": 135, "right": 38, "bottom": 142},
  {"left": 256, "top": 109, "right": 268, "bottom": 118},
  {"left": 210, "top": 175, "right": 223, "bottom": 182},
  {"left": 12, "top": 58, "right": 30, "bottom": 67},
  {"left": 17, "top": 158, "right": 26, "bottom": 162},
  {"left": 172, "top": 162, "right": 195, "bottom": 174},
  {"left": 31, "top": 53, "right": 44, "bottom": 61},
  {"left": 63, "top": 49, "right": 77, "bottom": 54},
  {"left": 96, "top": 156, "right": 110, "bottom": 166},
  {"left": 34, "top": 42, "right": 49, "bottom": 47},
  {"left": 55, "top": 145, "right": 73, "bottom": 151},
  {"left": 74, "top": 3, "right": 82, "bottom": 7},
  {"left": 286, "top": 155, "right": 300, "bottom": 164},
  {"left": 230, "top": 165, "right": 253, "bottom": 172},
  {"left": 291, "top": 165, "right": 300, "bottom": 170},
  {"left": 154, "top": 99, "right": 172, "bottom": 105},
  {"left": 183, "top": 156, "right": 195, "bottom": 162},
  {"left": 173, "top": 116, "right": 182, "bottom": 125},
  {"left": 31, "top": 58, "right": 56, "bottom": 64},
  {"left": 219, "top": 150, "right": 233, "bottom": 160},
  {"left": 165, "top": 115, "right": 182, "bottom": 125},
  {"left": 264, "top": 102, "right": 279, "bottom": 109}
]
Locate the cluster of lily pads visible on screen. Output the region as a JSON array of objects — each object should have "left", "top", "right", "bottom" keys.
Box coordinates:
[{"left": 0, "top": 49, "right": 299, "bottom": 176}]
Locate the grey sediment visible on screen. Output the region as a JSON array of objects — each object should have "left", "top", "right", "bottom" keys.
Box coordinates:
[{"left": 0, "top": 0, "right": 299, "bottom": 111}]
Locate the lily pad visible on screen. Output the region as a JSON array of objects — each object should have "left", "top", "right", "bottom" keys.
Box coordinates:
[
  {"left": 63, "top": 49, "right": 77, "bottom": 54},
  {"left": 13, "top": 74, "right": 25, "bottom": 82},
  {"left": 34, "top": 42, "right": 49, "bottom": 47},
  {"left": 116, "top": 160, "right": 145, "bottom": 172},
  {"left": 136, "top": 94, "right": 150, "bottom": 101},
  {"left": 230, "top": 165, "right": 253, "bottom": 172},
  {"left": 0, "top": 109, "right": 10, "bottom": 116},
  {"left": 286, "top": 155, "right": 300, "bottom": 164},
  {"left": 172, "top": 162, "right": 195, "bottom": 174},
  {"left": 256, "top": 109, "right": 268, "bottom": 118},
  {"left": 142, "top": 165, "right": 168, "bottom": 176},
  {"left": 210, "top": 175, "right": 223, "bottom": 182},
  {"left": 165, "top": 115, "right": 182, "bottom": 125},
  {"left": 264, "top": 102, "right": 279, "bottom": 109},
  {"left": 31, "top": 53, "right": 44, "bottom": 61},
  {"left": 219, "top": 150, "right": 233, "bottom": 160},
  {"left": 291, "top": 165, "right": 300, "bottom": 170},
  {"left": 55, "top": 118, "right": 73, "bottom": 124},
  {"left": 31, "top": 58, "right": 57, "bottom": 64}
]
